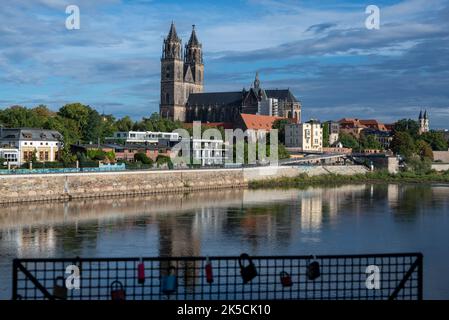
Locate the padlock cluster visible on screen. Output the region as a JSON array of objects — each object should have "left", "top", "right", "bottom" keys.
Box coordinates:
[{"left": 52, "top": 254, "right": 322, "bottom": 300}]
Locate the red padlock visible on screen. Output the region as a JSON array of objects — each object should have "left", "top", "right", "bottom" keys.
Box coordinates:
[
  {"left": 137, "top": 259, "right": 145, "bottom": 284},
  {"left": 110, "top": 280, "right": 126, "bottom": 301},
  {"left": 205, "top": 256, "right": 213, "bottom": 284},
  {"left": 280, "top": 271, "right": 293, "bottom": 287}
]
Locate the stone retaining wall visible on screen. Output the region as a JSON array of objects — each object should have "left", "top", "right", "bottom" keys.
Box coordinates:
[{"left": 0, "top": 165, "right": 367, "bottom": 204}]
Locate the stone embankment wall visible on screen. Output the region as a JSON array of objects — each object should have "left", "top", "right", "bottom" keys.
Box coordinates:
[{"left": 0, "top": 165, "right": 367, "bottom": 204}]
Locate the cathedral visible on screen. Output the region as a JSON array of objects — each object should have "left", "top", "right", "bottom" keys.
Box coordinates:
[{"left": 159, "top": 23, "right": 301, "bottom": 124}]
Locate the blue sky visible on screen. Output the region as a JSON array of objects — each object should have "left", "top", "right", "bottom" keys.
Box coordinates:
[{"left": 0, "top": 0, "right": 448, "bottom": 128}]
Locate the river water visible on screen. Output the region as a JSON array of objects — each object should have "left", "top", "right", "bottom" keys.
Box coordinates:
[{"left": 0, "top": 183, "right": 448, "bottom": 299}]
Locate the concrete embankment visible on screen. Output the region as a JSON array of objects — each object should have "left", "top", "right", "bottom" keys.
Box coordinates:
[{"left": 0, "top": 165, "right": 367, "bottom": 204}]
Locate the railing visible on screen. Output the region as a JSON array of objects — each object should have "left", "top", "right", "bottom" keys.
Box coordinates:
[
  {"left": 12, "top": 253, "right": 423, "bottom": 300},
  {"left": 0, "top": 164, "right": 126, "bottom": 175}
]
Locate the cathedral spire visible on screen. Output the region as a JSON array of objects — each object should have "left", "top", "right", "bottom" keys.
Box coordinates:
[
  {"left": 419, "top": 110, "right": 423, "bottom": 120},
  {"left": 188, "top": 24, "right": 200, "bottom": 46},
  {"left": 167, "top": 21, "right": 180, "bottom": 42},
  {"left": 254, "top": 72, "right": 260, "bottom": 89},
  {"left": 163, "top": 21, "right": 182, "bottom": 60},
  {"left": 185, "top": 24, "right": 202, "bottom": 65}
]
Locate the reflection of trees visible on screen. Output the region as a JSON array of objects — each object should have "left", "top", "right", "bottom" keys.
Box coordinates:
[
  {"left": 391, "top": 185, "right": 435, "bottom": 219},
  {"left": 57, "top": 223, "right": 100, "bottom": 256}
]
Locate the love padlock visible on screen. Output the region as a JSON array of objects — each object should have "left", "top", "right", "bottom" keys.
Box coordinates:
[
  {"left": 110, "top": 280, "right": 126, "bottom": 301},
  {"left": 239, "top": 253, "right": 258, "bottom": 284},
  {"left": 307, "top": 257, "right": 321, "bottom": 280},
  {"left": 161, "top": 266, "right": 177, "bottom": 295},
  {"left": 280, "top": 271, "right": 293, "bottom": 287},
  {"left": 53, "top": 276, "right": 67, "bottom": 300},
  {"left": 205, "top": 256, "right": 213, "bottom": 284},
  {"left": 137, "top": 259, "right": 145, "bottom": 284}
]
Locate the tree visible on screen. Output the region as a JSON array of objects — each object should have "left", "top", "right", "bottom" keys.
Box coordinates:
[
  {"left": 272, "top": 119, "right": 290, "bottom": 144},
  {"left": 322, "top": 122, "right": 330, "bottom": 147},
  {"left": 420, "top": 131, "right": 448, "bottom": 151},
  {"left": 58, "top": 103, "right": 91, "bottom": 134},
  {"left": 393, "top": 119, "right": 420, "bottom": 139},
  {"left": 0, "top": 105, "right": 46, "bottom": 128},
  {"left": 83, "top": 109, "right": 103, "bottom": 143},
  {"left": 115, "top": 116, "right": 134, "bottom": 132},
  {"left": 415, "top": 140, "right": 434, "bottom": 161},
  {"left": 339, "top": 132, "right": 359, "bottom": 150},
  {"left": 406, "top": 154, "right": 432, "bottom": 174},
  {"left": 390, "top": 131, "right": 415, "bottom": 158},
  {"left": 359, "top": 133, "right": 382, "bottom": 150},
  {"left": 134, "top": 152, "right": 153, "bottom": 165}
]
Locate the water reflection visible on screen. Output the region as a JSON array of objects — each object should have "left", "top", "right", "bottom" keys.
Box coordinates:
[{"left": 0, "top": 184, "right": 449, "bottom": 298}]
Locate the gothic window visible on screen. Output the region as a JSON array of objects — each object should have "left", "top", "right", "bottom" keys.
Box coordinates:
[
  {"left": 166, "top": 67, "right": 170, "bottom": 79},
  {"left": 165, "top": 92, "right": 170, "bottom": 104},
  {"left": 198, "top": 72, "right": 201, "bottom": 83}
]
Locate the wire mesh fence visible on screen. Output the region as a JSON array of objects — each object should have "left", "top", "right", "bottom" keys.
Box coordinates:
[{"left": 12, "top": 253, "right": 423, "bottom": 300}]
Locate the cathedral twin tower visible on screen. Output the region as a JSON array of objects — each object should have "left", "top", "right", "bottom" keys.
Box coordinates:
[{"left": 160, "top": 22, "right": 204, "bottom": 122}]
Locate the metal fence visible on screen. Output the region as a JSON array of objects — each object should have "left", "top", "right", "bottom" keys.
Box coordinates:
[{"left": 12, "top": 253, "right": 423, "bottom": 300}]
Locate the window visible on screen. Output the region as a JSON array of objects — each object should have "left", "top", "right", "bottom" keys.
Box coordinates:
[
  {"left": 166, "top": 67, "right": 170, "bottom": 79},
  {"left": 44, "top": 151, "right": 49, "bottom": 161},
  {"left": 165, "top": 92, "right": 170, "bottom": 104},
  {"left": 39, "top": 151, "right": 44, "bottom": 160}
]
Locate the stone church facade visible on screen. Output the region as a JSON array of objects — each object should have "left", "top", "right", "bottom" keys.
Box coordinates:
[{"left": 160, "top": 23, "right": 301, "bottom": 124}]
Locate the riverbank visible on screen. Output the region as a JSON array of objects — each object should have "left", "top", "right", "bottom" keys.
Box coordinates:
[
  {"left": 249, "top": 170, "right": 449, "bottom": 189},
  {"left": 0, "top": 165, "right": 367, "bottom": 204}
]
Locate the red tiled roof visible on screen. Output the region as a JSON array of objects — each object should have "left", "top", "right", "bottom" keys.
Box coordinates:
[
  {"left": 183, "top": 122, "right": 234, "bottom": 129},
  {"left": 239, "top": 114, "right": 286, "bottom": 130}
]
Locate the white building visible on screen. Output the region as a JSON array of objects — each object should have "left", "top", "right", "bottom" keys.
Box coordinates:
[
  {"left": 107, "top": 131, "right": 179, "bottom": 144},
  {"left": 0, "top": 148, "right": 20, "bottom": 166},
  {"left": 285, "top": 121, "right": 323, "bottom": 152},
  {"left": 0, "top": 128, "right": 63, "bottom": 165},
  {"left": 258, "top": 97, "right": 279, "bottom": 116},
  {"left": 191, "top": 138, "right": 224, "bottom": 166}
]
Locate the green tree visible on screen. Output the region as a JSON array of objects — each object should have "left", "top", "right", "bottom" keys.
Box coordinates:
[
  {"left": 115, "top": 116, "right": 134, "bottom": 132},
  {"left": 415, "top": 140, "right": 434, "bottom": 161},
  {"left": 134, "top": 152, "right": 153, "bottom": 165},
  {"left": 272, "top": 119, "right": 290, "bottom": 144},
  {"left": 406, "top": 154, "right": 432, "bottom": 174},
  {"left": 359, "top": 133, "right": 382, "bottom": 150},
  {"left": 58, "top": 103, "right": 91, "bottom": 134},
  {"left": 393, "top": 119, "right": 420, "bottom": 139},
  {"left": 339, "top": 132, "right": 359, "bottom": 150},
  {"left": 322, "top": 122, "right": 330, "bottom": 147},
  {"left": 83, "top": 109, "right": 103, "bottom": 143},
  {"left": 390, "top": 131, "right": 415, "bottom": 158},
  {"left": 420, "top": 131, "right": 448, "bottom": 151}
]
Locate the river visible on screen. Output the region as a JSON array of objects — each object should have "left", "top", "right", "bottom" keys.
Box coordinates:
[{"left": 0, "top": 183, "right": 448, "bottom": 299}]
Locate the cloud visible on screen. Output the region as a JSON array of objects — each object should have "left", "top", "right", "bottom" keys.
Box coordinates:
[
  {"left": 306, "top": 23, "right": 337, "bottom": 34},
  {"left": 0, "top": 0, "right": 448, "bottom": 128}
]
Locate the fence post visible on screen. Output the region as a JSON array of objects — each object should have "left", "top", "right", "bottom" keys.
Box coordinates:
[
  {"left": 417, "top": 253, "right": 423, "bottom": 300},
  {"left": 12, "top": 259, "right": 18, "bottom": 300}
]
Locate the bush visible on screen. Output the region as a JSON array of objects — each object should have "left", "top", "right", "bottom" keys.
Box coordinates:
[
  {"left": 134, "top": 152, "right": 153, "bottom": 165},
  {"left": 29, "top": 162, "right": 65, "bottom": 169},
  {"left": 79, "top": 160, "right": 99, "bottom": 168},
  {"left": 86, "top": 149, "right": 115, "bottom": 161},
  {"left": 156, "top": 155, "right": 173, "bottom": 169}
]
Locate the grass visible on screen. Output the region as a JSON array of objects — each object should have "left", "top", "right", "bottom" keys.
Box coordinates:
[{"left": 249, "top": 170, "right": 449, "bottom": 189}]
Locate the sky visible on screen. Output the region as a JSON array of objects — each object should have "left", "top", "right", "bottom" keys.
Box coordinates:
[{"left": 0, "top": 0, "right": 448, "bottom": 128}]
